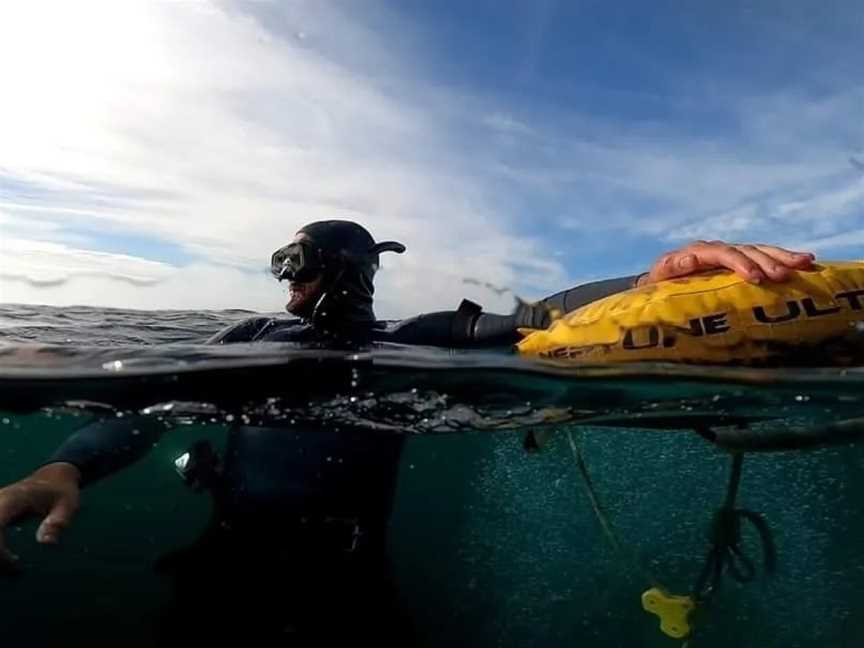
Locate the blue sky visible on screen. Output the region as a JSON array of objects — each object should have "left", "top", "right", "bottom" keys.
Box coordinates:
[{"left": 0, "top": 0, "right": 861, "bottom": 314}]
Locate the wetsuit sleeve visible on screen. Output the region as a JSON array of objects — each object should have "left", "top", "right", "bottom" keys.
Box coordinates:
[
  {"left": 537, "top": 275, "right": 641, "bottom": 318},
  {"left": 44, "top": 417, "right": 167, "bottom": 488},
  {"left": 206, "top": 317, "right": 277, "bottom": 344},
  {"left": 470, "top": 274, "right": 642, "bottom": 346},
  {"left": 386, "top": 274, "right": 640, "bottom": 348},
  {"left": 384, "top": 300, "right": 483, "bottom": 347}
]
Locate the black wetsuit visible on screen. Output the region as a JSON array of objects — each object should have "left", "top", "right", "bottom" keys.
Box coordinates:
[{"left": 46, "top": 275, "right": 637, "bottom": 645}]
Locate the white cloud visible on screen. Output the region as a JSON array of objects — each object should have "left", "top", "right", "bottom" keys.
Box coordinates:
[
  {"left": 0, "top": 1, "right": 568, "bottom": 317},
  {"left": 470, "top": 75, "right": 863, "bottom": 248},
  {"left": 789, "top": 229, "right": 864, "bottom": 255},
  {"left": 1, "top": 238, "right": 173, "bottom": 284},
  {"left": 487, "top": 103, "right": 863, "bottom": 242},
  {"left": 0, "top": 262, "right": 275, "bottom": 313}
]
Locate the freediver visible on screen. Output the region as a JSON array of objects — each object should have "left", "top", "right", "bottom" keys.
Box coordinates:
[{"left": 0, "top": 222, "right": 814, "bottom": 644}]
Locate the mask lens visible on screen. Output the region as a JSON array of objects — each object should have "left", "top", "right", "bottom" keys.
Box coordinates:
[{"left": 270, "top": 242, "right": 322, "bottom": 282}]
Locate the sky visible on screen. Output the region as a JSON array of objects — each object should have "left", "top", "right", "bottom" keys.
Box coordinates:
[{"left": 1, "top": 0, "right": 862, "bottom": 318}]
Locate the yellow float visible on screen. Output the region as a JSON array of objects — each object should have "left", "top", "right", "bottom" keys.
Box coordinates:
[{"left": 517, "top": 262, "right": 864, "bottom": 364}]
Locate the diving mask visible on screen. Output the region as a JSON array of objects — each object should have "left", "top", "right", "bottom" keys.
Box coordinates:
[{"left": 270, "top": 241, "right": 326, "bottom": 283}]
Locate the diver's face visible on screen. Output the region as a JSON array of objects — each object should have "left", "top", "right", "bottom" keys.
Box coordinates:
[{"left": 285, "top": 233, "right": 324, "bottom": 317}]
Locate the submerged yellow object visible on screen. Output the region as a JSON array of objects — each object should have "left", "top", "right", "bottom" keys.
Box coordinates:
[
  {"left": 517, "top": 262, "right": 864, "bottom": 364},
  {"left": 641, "top": 588, "right": 695, "bottom": 639}
]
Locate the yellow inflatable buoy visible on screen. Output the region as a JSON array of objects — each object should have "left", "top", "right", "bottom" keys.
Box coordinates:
[{"left": 517, "top": 262, "right": 864, "bottom": 364}]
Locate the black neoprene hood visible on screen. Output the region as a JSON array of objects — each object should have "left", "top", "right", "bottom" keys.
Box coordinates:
[{"left": 295, "top": 220, "right": 405, "bottom": 324}]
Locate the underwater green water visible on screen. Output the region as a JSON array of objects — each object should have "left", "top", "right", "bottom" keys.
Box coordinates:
[{"left": 2, "top": 410, "right": 862, "bottom": 647}]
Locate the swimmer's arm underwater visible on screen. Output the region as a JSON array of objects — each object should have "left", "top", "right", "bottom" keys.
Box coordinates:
[
  {"left": 0, "top": 417, "right": 167, "bottom": 566},
  {"left": 12, "top": 320, "right": 249, "bottom": 491},
  {"left": 44, "top": 417, "right": 167, "bottom": 488}
]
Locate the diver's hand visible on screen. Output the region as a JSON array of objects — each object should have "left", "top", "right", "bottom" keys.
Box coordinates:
[
  {"left": 0, "top": 462, "right": 81, "bottom": 571},
  {"left": 637, "top": 241, "right": 815, "bottom": 287}
]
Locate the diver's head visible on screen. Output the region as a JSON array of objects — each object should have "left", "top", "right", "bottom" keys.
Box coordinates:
[{"left": 270, "top": 220, "right": 405, "bottom": 323}]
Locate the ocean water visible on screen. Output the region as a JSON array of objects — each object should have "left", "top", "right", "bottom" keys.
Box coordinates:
[{"left": 1, "top": 304, "right": 863, "bottom": 647}]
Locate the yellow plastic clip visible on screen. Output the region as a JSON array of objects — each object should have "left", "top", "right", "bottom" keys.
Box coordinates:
[{"left": 641, "top": 588, "right": 695, "bottom": 639}]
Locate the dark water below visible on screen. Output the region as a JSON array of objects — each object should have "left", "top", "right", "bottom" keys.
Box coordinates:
[{"left": 1, "top": 304, "right": 863, "bottom": 647}]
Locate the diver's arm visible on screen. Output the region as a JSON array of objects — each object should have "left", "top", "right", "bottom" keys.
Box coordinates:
[
  {"left": 384, "top": 302, "right": 484, "bottom": 348},
  {"left": 44, "top": 417, "right": 167, "bottom": 488},
  {"left": 469, "top": 275, "right": 642, "bottom": 345},
  {"left": 388, "top": 275, "right": 641, "bottom": 348},
  {"left": 205, "top": 316, "right": 279, "bottom": 344},
  {"left": 535, "top": 275, "right": 641, "bottom": 322},
  {"left": 0, "top": 417, "right": 168, "bottom": 558}
]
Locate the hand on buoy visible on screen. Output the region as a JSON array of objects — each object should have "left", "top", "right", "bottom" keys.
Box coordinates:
[{"left": 638, "top": 241, "right": 815, "bottom": 286}]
